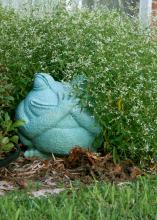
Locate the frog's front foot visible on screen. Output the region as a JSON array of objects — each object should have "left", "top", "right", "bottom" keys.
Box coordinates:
[
  {"left": 57, "top": 92, "right": 79, "bottom": 111},
  {"left": 24, "top": 149, "right": 51, "bottom": 159}
]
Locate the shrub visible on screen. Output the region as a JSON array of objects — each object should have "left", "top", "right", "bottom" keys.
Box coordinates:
[
  {"left": 1, "top": 5, "right": 157, "bottom": 163},
  {"left": 0, "top": 113, "right": 24, "bottom": 153}
]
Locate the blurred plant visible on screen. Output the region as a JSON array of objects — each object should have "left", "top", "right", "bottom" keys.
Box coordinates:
[{"left": 0, "top": 113, "right": 25, "bottom": 153}]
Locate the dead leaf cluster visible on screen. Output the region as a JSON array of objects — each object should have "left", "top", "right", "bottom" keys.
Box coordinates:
[
  {"left": 64, "top": 147, "right": 142, "bottom": 182},
  {"left": 0, "top": 147, "right": 142, "bottom": 194}
]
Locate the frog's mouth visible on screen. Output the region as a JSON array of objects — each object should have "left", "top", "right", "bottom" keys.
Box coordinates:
[{"left": 30, "top": 100, "right": 58, "bottom": 108}]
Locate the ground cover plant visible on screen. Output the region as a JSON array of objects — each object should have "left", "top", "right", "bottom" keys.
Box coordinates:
[{"left": 1, "top": 4, "right": 157, "bottom": 164}]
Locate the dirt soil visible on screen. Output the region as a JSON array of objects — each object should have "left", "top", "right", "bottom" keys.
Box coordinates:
[{"left": 0, "top": 147, "right": 143, "bottom": 193}]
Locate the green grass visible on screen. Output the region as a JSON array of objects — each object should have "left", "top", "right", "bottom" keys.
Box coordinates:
[{"left": 0, "top": 176, "right": 157, "bottom": 220}]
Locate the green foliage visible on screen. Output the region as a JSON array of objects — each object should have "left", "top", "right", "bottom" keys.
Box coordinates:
[
  {"left": 1, "top": 5, "right": 157, "bottom": 163},
  {"left": 0, "top": 177, "right": 157, "bottom": 220},
  {"left": 0, "top": 113, "right": 25, "bottom": 153}
]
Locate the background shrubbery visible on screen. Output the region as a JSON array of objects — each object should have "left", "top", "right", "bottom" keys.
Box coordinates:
[{"left": 1, "top": 4, "right": 157, "bottom": 163}]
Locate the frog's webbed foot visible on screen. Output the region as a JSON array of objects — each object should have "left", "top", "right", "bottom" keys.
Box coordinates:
[
  {"left": 57, "top": 91, "right": 79, "bottom": 111},
  {"left": 24, "top": 149, "right": 51, "bottom": 159}
]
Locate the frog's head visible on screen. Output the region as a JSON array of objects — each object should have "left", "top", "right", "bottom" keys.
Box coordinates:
[
  {"left": 33, "top": 73, "right": 55, "bottom": 91},
  {"left": 28, "top": 73, "right": 60, "bottom": 111}
]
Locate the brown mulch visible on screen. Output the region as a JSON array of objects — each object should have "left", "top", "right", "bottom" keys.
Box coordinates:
[{"left": 0, "top": 147, "right": 143, "bottom": 190}]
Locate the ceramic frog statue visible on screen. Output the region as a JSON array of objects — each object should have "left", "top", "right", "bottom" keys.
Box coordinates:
[{"left": 16, "top": 73, "right": 102, "bottom": 158}]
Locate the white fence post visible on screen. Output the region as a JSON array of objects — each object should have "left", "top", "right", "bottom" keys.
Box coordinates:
[{"left": 139, "top": 0, "right": 152, "bottom": 28}]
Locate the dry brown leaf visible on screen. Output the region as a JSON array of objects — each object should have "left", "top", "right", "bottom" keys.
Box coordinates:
[
  {"left": 130, "top": 167, "right": 142, "bottom": 178},
  {"left": 0, "top": 180, "right": 15, "bottom": 196},
  {"left": 16, "top": 179, "right": 28, "bottom": 189},
  {"left": 31, "top": 188, "right": 64, "bottom": 197},
  {"left": 42, "top": 177, "right": 56, "bottom": 187},
  {"left": 0, "top": 181, "right": 15, "bottom": 191}
]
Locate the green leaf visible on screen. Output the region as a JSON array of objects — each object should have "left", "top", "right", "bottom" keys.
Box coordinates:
[
  {"left": 5, "top": 120, "right": 13, "bottom": 132},
  {"left": 4, "top": 142, "right": 14, "bottom": 151},
  {"left": 4, "top": 112, "right": 10, "bottom": 121},
  {"left": 113, "top": 147, "right": 119, "bottom": 164},
  {"left": 10, "top": 120, "right": 25, "bottom": 130},
  {"left": 1, "top": 137, "right": 9, "bottom": 145},
  {"left": 10, "top": 135, "right": 19, "bottom": 144},
  {"left": 0, "top": 132, "right": 3, "bottom": 139}
]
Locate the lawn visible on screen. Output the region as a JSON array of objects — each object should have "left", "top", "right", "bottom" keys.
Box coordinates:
[{"left": 0, "top": 175, "right": 157, "bottom": 220}]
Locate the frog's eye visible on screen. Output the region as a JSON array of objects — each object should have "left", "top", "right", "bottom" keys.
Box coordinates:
[{"left": 33, "top": 76, "right": 47, "bottom": 90}]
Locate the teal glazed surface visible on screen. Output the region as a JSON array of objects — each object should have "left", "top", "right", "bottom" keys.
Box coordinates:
[{"left": 16, "top": 73, "right": 102, "bottom": 158}]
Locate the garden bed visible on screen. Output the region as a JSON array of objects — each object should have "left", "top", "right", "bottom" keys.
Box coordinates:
[{"left": 0, "top": 147, "right": 144, "bottom": 196}]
